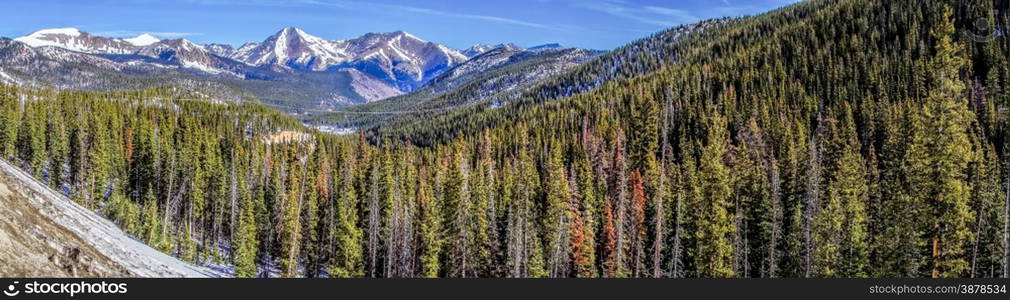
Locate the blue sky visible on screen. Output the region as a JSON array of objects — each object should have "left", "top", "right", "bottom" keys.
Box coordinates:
[{"left": 1, "top": 0, "right": 800, "bottom": 50}]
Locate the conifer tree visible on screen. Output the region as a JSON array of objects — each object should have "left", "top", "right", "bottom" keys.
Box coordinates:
[
  {"left": 0, "top": 92, "right": 18, "bottom": 159},
  {"left": 46, "top": 108, "right": 69, "bottom": 188},
  {"left": 544, "top": 141, "right": 570, "bottom": 277},
  {"left": 280, "top": 146, "right": 303, "bottom": 277},
  {"left": 905, "top": 5, "right": 975, "bottom": 277},
  {"left": 330, "top": 150, "right": 364, "bottom": 278},
  {"left": 234, "top": 180, "right": 260, "bottom": 278},
  {"left": 417, "top": 167, "right": 442, "bottom": 278},
  {"left": 694, "top": 111, "right": 735, "bottom": 278}
]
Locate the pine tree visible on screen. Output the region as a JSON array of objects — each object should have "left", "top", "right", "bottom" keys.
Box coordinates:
[
  {"left": 0, "top": 91, "right": 19, "bottom": 159},
  {"left": 46, "top": 107, "right": 69, "bottom": 188},
  {"left": 813, "top": 107, "right": 870, "bottom": 277},
  {"left": 470, "top": 135, "right": 494, "bottom": 277},
  {"left": 188, "top": 138, "right": 207, "bottom": 263},
  {"left": 544, "top": 141, "right": 570, "bottom": 277},
  {"left": 16, "top": 102, "right": 46, "bottom": 177},
  {"left": 835, "top": 108, "right": 870, "bottom": 277},
  {"left": 905, "top": 5, "right": 976, "bottom": 278},
  {"left": 443, "top": 150, "right": 471, "bottom": 277},
  {"left": 301, "top": 149, "right": 323, "bottom": 277},
  {"left": 140, "top": 185, "right": 165, "bottom": 251},
  {"left": 628, "top": 90, "right": 659, "bottom": 174},
  {"left": 970, "top": 144, "right": 1007, "bottom": 278},
  {"left": 234, "top": 179, "right": 260, "bottom": 278},
  {"left": 694, "top": 111, "right": 735, "bottom": 277},
  {"left": 417, "top": 167, "right": 442, "bottom": 278},
  {"left": 629, "top": 170, "right": 647, "bottom": 277},
  {"left": 605, "top": 133, "right": 629, "bottom": 277},
  {"left": 732, "top": 118, "right": 777, "bottom": 277},
  {"left": 572, "top": 154, "right": 598, "bottom": 277},
  {"left": 330, "top": 150, "right": 364, "bottom": 278},
  {"left": 280, "top": 146, "right": 304, "bottom": 277}
]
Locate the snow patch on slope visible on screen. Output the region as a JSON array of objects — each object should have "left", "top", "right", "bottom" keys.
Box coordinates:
[
  {"left": 0, "top": 68, "right": 14, "bottom": 84},
  {"left": 181, "top": 60, "right": 221, "bottom": 74},
  {"left": 124, "top": 34, "right": 160, "bottom": 46},
  {"left": 15, "top": 28, "right": 86, "bottom": 49},
  {"left": 0, "top": 159, "right": 223, "bottom": 278}
]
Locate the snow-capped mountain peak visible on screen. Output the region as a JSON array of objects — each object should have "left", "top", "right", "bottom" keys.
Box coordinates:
[
  {"left": 337, "top": 30, "right": 468, "bottom": 90},
  {"left": 232, "top": 27, "right": 349, "bottom": 71},
  {"left": 23, "top": 27, "right": 84, "bottom": 39},
  {"left": 13, "top": 27, "right": 138, "bottom": 54},
  {"left": 12, "top": 28, "right": 168, "bottom": 55},
  {"left": 529, "top": 43, "right": 565, "bottom": 52},
  {"left": 135, "top": 38, "right": 236, "bottom": 75},
  {"left": 461, "top": 44, "right": 495, "bottom": 57},
  {"left": 124, "top": 33, "right": 160, "bottom": 46},
  {"left": 461, "top": 43, "right": 524, "bottom": 57},
  {"left": 7, "top": 26, "right": 568, "bottom": 104}
]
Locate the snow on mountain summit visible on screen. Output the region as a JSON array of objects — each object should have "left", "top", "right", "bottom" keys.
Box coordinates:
[
  {"left": 14, "top": 27, "right": 137, "bottom": 54},
  {"left": 461, "top": 43, "right": 524, "bottom": 57},
  {"left": 136, "top": 38, "right": 235, "bottom": 75},
  {"left": 336, "top": 30, "right": 469, "bottom": 91},
  {"left": 232, "top": 27, "right": 350, "bottom": 71},
  {"left": 228, "top": 28, "right": 468, "bottom": 91},
  {"left": 22, "top": 27, "right": 84, "bottom": 39},
  {"left": 124, "top": 33, "right": 160, "bottom": 46},
  {"left": 7, "top": 26, "right": 569, "bottom": 103}
]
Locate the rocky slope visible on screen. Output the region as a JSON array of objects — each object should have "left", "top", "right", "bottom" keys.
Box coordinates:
[{"left": 0, "top": 159, "right": 222, "bottom": 278}]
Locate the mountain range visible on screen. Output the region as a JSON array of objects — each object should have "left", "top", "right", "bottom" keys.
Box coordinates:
[{"left": 4, "top": 27, "right": 588, "bottom": 110}]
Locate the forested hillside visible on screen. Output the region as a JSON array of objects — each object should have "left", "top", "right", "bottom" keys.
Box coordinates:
[
  {"left": 0, "top": 0, "right": 1008, "bottom": 278},
  {"left": 304, "top": 47, "right": 602, "bottom": 130},
  {"left": 304, "top": 19, "right": 722, "bottom": 135}
]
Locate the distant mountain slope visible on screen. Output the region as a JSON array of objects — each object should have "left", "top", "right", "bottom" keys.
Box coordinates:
[
  {"left": 231, "top": 28, "right": 469, "bottom": 92},
  {"left": 5, "top": 27, "right": 499, "bottom": 109},
  {"left": 15, "top": 28, "right": 140, "bottom": 54},
  {"left": 231, "top": 27, "right": 352, "bottom": 71},
  {"left": 0, "top": 38, "right": 252, "bottom": 101},
  {"left": 304, "top": 46, "right": 602, "bottom": 129},
  {"left": 0, "top": 159, "right": 221, "bottom": 277},
  {"left": 304, "top": 19, "right": 722, "bottom": 133}
]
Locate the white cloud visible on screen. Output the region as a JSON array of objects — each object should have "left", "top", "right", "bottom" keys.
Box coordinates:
[
  {"left": 94, "top": 30, "right": 201, "bottom": 39},
  {"left": 177, "top": 0, "right": 553, "bottom": 30},
  {"left": 572, "top": 0, "right": 699, "bottom": 27},
  {"left": 391, "top": 4, "right": 552, "bottom": 29}
]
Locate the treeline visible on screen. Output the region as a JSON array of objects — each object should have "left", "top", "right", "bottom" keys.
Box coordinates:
[{"left": 0, "top": 0, "right": 1008, "bottom": 278}]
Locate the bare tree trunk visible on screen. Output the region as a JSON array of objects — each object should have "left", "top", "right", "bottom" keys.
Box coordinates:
[
  {"left": 932, "top": 222, "right": 940, "bottom": 278},
  {"left": 670, "top": 188, "right": 682, "bottom": 278},
  {"left": 803, "top": 136, "right": 820, "bottom": 278},
  {"left": 163, "top": 153, "right": 177, "bottom": 244},
  {"left": 734, "top": 194, "right": 746, "bottom": 277},
  {"left": 229, "top": 148, "right": 238, "bottom": 247},
  {"left": 652, "top": 86, "right": 670, "bottom": 278},
  {"left": 652, "top": 183, "right": 664, "bottom": 278},
  {"left": 971, "top": 197, "right": 986, "bottom": 278},
  {"left": 768, "top": 165, "right": 781, "bottom": 278},
  {"left": 1004, "top": 170, "right": 1008, "bottom": 278},
  {"left": 367, "top": 167, "right": 380, "bottom": 277}
]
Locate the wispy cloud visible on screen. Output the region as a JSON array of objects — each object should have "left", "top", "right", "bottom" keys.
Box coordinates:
[
  {"left": 175, "top": 0, "right": 552, "bottom": 30},
  {"left": 572, "top": 0, "right": 699, "bottom": 27},
  {"left": 93, "top": 30, "right": 202, "bottom": 39},
  {"left": 389, "top": 4, "right": 552, "bottom": 29}
]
